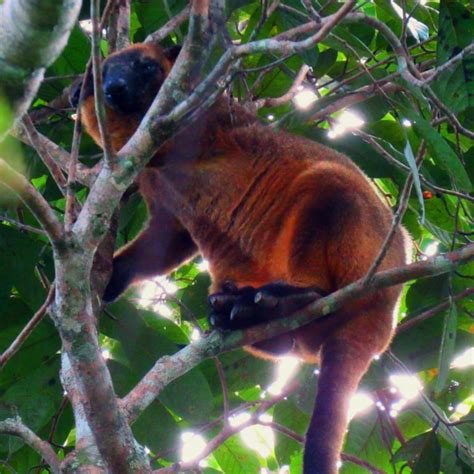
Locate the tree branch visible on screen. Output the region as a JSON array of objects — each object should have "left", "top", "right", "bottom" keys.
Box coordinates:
[
  {"left": 309, "top": 81, "right": 402, "bottom": 122},
  {"left": 108, "top": 0, "right": 131, "bottom": 52},
  {"left": 0, "top": 0, "right": 82, "bottom": 136},
  {"left": 0, "top": 417, "right": 60, "bottom": 474},
  {"left": 122, "top": 243, "right": 474, "bottom": 422},
  {"left": 397, "top": 287, "right": 474, "bottom": 334},
  {"left": 12, "top": 123, "right": 96, "bottom": 187},
  {"left": 422, "top": 42, "right": 474, "bottom": 84},
  {"left": 54, "top": 305, "right": 150, "bottom": 472},
  {"left": 145, "top": 5, "right": 191, "bottom": 44},
  {"left": 0, "top": 214, "right": 46, "bottom": 235},
  {"left": 0, "top": 158, "right": 63, "bottom": 245},
  {"left": 154, "top": 384, "right": 295, "bottom": 473},
  {"left": 73, "top": 0, "right": 226, "bottom": 248},
  {"left": 364, "top": 141, "right": 426, "bottom": 284},
  {"left": 91, "top": 0, "right": 115, "bottom": 168},
  {"left": 0, "top": 284, "right": 55, "bottom": 369},
  {"left": 21, "top": 115, "right": 68, "bottom": 193},
  {"left": 253, "top": 64, "right": 311, "bottom": 109}
]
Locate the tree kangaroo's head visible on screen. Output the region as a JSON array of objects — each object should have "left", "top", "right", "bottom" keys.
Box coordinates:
[
  {"left": 101, "top": 43, "right": 181, "bottom": 114},
  {"left": 70, "top": 43, "right": 181, "bottom": 149}
]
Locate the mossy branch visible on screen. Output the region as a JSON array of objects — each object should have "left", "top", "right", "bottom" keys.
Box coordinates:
[{"left": 122, "top": 243, "right": 474, "bottom": 422}]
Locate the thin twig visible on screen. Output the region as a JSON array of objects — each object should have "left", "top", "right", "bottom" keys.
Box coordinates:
[
  {"left": 0, "top": 418, "right": 60, "bottom": 474},
  {"left": 64, "top": 115, "right": 82, "bottom": 232},
  {"left": 424, "top": 87, "right": 474, "bottom": 140},
  {"left": 0, "top": 159, "right": 63, "bottom": 245},
  {"left": 12, "top": 124, "right": 96, "bottom": 187},
  {"left": 213, "top": 357, "right": 230, "bottom": 425},
  {"left": 354, "top": 129, "right": 474, "bottom": 203},
  {"left": 253, "top": 64, "right": 311, "bottom": 109},
  {"left": 364, "top": 141, "right": 426, "bottom": 284},
  {"left": 397, "top": 287, "right": 474, "bottom": 334},
  {"left": 387, "top": 351, "right": 470, "bottom": 454},
  {"left": 47, "top": 396, "right": 69, "bottom": 444},
  {"left": 0, "top": 215, "right": 46, "bottom": 235},
  {"left": 145, "top": 6, "right": 191, "bottom": 44},
  {"left": 123, "top": 243, "right": 474, "bottom": 422},
  {"left": 341, "top": 453, "right": 387, "bottom": 474},
  {"left": 0, "top": 285, "right": 55, "bottom": 369},
  {"left": 66, "top": 0, "right": 116, "bottom": 230},
  {"left": 422, "top": 42, "right": 474, "bottom": 84},
  {"left": 154, "top": 383, "right": 298, "bottom": 473},
  {"left": 309, "top": 81, "right": 402, "bottom": 122},
  {"left": 42, "top": 74, "right": 82, "bottom": 84},
  {"left": 91, "top": 0, "right": 115, "bottom": 167},
  {"left": 21, "top": 116, "right": 68, "bottom": 194}
]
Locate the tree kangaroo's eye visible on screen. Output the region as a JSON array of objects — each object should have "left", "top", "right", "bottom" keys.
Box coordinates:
[{"left": 141, "top": 60, "right": 159, "bottom": 73}]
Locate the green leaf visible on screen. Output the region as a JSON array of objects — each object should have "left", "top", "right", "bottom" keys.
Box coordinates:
[
  {"left": 0, "top": 226, "right": 46, "bottom": 309},
  {"left": 40, "top": 26, "right": 91, "bottom": 101},
  {"left": 213, "top": 436, "right": 261, "bottom": 474},
  {"left": 312, "top": 49, "right": 337, "bottom": 78},
  {"left": 403, "top": 134, "right": 425, "bottom": 223},
  {"left": 178, "top": 271, "right": 212, "bottom": 320},
  {"left": 433, "top": 2, "right": 474, "bottom": 113},
  {"left": 159, "top": 367, "right": 214, "bottom": 423},
  {"left": 135, "top": 0, "right": 188, "bottom": 38},
  {"left": 403, "top": 111, "right": 472, "bottom": 192},
  {"left": 435, "top": 303, "right": 458, "bottom": 394},
  {"left": 273, "top": 400, "right": 306, "bottom": 464},
  {"left": 393, "top": 432, "right": 432, "bottom": 463},
  {"left": 409, "top": 400, "right": 474, "bottom": 469},
  {"left": 341, "top": 412, "right": 393, "bottom": 474},
  {"left": 412, "top": 430, "right": 441, "bottom": 474},
  {"left": 0, "top": 359, "right": 61, "bottom": 454},
  {"left": 133, "top": 402, "right": 181, "bottom": 459}
]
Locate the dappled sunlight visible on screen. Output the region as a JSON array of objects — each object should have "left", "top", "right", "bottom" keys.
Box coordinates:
[
  {"left": 328, "top": 110, "right": 365, "bottom": 138},
  {"left": 267, "top": 356, "right": 301, "bottom": 395},
  {"left": 137, "top": 276, "right": 177, "bottom": 318},
  {"left": 348, "top": 392, "right": 374, "bottom": 419},
  {"left": 451, "top": 347, "right": 474, "bottom": 369},
  {"left": 293, "top": 87, "right": 318, "bottom": 110},
  {"left": 180, "top": 432, "right": 207, "bottom": 463},
  {"left": 389, "top": 374, "right": 423, "bottom": 400}
]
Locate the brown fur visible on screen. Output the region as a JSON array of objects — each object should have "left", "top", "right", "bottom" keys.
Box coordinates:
[{"left": 81, "top": 43, "right": 409, "bottom": 474}]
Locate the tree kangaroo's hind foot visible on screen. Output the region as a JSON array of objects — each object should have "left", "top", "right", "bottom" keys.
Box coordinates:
[{"left": 208, "top": 281, "right": 325, "bottom": 330}]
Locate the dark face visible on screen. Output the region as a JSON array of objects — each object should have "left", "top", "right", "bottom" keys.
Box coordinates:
[{"left": 102, "top": 50, "right": 165, "bottom": 114}]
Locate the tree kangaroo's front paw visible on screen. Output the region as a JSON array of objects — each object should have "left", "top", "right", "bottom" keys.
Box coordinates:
[
  {"left": 208, "top": 281, "right": 325, "bottom": 330},
  {"left": 208, "top": 284, "right": 257, "bottom": 329}
]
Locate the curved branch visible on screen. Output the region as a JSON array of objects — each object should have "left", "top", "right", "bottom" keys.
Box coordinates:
[
  {"left": 0, "top": 0, "right": 82, "bottom": 135},
  {"left": 11, "top": 124, "right": 96, "bottom": 187},
  {"left": 0, "top": 158, "right": 64, "bottom": 245},
  {"left": 73, "top": 0, "right": 226, "bottom": 248},
  {"left": 254, "top": 64, "right": 311, "bottom": 109},
  {"left": 0, "top": 417, "right": 60, "bottom": 474},
  {"left": 0, "top": 285, "right": 55, "bottom": 369},
  {"left": 145, "top": 5, "right": 191, "bottom": 44},
  {"left": 122, "top": 243, "right": 474, "bottom": 422}
]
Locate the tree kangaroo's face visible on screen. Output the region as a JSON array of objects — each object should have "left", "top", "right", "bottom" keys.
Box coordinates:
[{"left": 102, "top": 44, "right": 180, "bottom": 115}]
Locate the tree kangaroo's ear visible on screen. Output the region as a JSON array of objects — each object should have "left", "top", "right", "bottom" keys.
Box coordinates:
[
  {"left": 163, "top": 45, "right": 182, "bottom": 62},
  {"left": 69, "top": 73, "right": 94, "bottom": 108}
]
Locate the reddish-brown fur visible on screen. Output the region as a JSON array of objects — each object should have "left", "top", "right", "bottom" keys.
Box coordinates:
[{"left": 81, "top": 43, "right": 409, "bottom": 474}]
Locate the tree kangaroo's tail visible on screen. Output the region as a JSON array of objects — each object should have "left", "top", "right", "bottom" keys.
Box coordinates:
[{"left": 303, "top": 339, "right": 376, "bottom": 474}]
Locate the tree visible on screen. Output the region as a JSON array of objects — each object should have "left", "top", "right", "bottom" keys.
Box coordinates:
[{"left": 0, "top": 0, "right": 473, "bottom": 472}]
